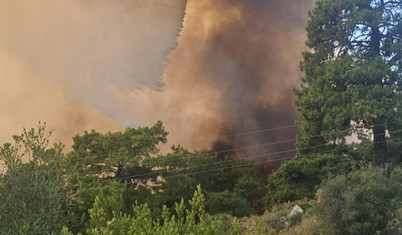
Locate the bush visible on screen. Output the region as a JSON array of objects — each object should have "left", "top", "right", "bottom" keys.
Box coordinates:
[
  {"left": 205, "top": 190, "right": 254, "bottom": 217},
  {"left": 386, "top": 207, "right": 402, "bottom": 234},
  {"left": 265, "top": 153, "right": 352, "bottom": 209},
  {"left": 289, "top": 212, "right": 303, "bottom": 227},
  {"left": 238, "top": 199, "right": 316, "bottom": 233},
  {"left": 281, "top": 217, "right": 319, "bottom": 235},
  {"left": 316, "top": 166, "right": 401, "bottom": 235},
  {"left": 84, "top": 185, "right": 244, "bottom": 235}
]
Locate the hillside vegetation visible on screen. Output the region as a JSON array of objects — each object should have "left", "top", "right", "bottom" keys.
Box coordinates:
[{"left": 1, "top": 0, "right": 401, "bottom": 234}]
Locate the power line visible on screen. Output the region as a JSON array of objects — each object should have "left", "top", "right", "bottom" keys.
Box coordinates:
[
  {"left": 68, "top": 126, "right": 402, "bottom": 176},
  {"left": 101, "top": 132, "right": 402, "bottom": 182},
  {"left": 169, "top": 137, "right": 402, "bottom": 179},
  {"left": 163, "top": 155, "right": 296, "bottom": 179},
  {"left": 219, "top": 124, "right": 298, "bottom": 138},
  {"left": 209, "top": 122, "right": 402, "bottom": 155},
  {"left": 218, "top": 116, "right": 402, "bottom": 139},
  {"left": 65, "top": 118, "right": 402, "bottom": 161},
  {"left": 210, "top": 138, "right": 296, "bottom": 155},
  {"left": 110, "top": 136, "right": 402, "bottom": 182},
  {"left": 158, "top": 142, "right": 332, "bottom": 175},
  {"left": 109, "top": 149, "right": 340, "bottom": 183},
  {"left": 61, "top": 135, "right": 402, "bottom": 193},
  {"left": 77, "top": 136, "right": 335, "bottom": 177},
  {"left": 60, "top": 118, "right": 402, "bottom": 177},
  {"left": 99, "top": 143, "right": 331, "bottom": 181}
]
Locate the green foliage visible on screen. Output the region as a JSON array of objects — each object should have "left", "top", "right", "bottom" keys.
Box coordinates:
[
  {"left": 296, "top": 0, "right": 402, "bottom": 166},
  {"left": 239, "top": 199, "right": 316, "bottom": 234},
  {"left": 289, "top": 212, "right": 303, "bottom": 227},
  {"left": 83, "top": 184, "right": 243, "bottom": 235},
  {"left": 206, "top": 190, "right": 254, "bottom": 217},
  {"left": 316, "top": 167, "right": 402, "bottom": 234},
  {"left": 234, "top": 176, "right": 266, "bottom": 204},
  {"left": 265, "top": 153, "right": 352, "bottom": 208},
  {"left": 276, "top": 0, "right": 402, "bottom": 214},
  {"left": 63, "top": 122, "right": 267, "bottom": 232},
  {"left": 386, "top": 207, "right": 402, "bottom": 234},
  {"left": 281, "top": 217, "right": 320, "bottom": 235},
  {"left": 65, "top": 121, "right": 168, "bottom": 232},
  {"left": 61, "top": 226, "right": 74, "bottom": 235},
  {"left": 0, "top": 2, "right": 401, "bottom": 234},
  {"left": 144, "top": 146, "right": 267, "bottom": 215},
  {"left": 66, "top": 120, "right": 167, "bottom": 183},
  {"left": 88, "top": 181, "right": 126, "bottom": 231},
  {"left": 0, "top": 123, "right": 69, "bottom": 234}
]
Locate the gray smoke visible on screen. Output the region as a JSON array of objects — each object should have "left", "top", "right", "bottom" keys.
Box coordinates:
[
  {"left": 1, "top": 0, "right": 315, "bottom": 164},
  {"left": 0, "top": 0, "right": 187, "bottom": 145},
  {"left": 130, "top": 0, "right": 315, "bottom": 163}
]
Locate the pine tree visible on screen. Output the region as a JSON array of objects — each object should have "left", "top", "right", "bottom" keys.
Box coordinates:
[{"left": 295, "top": 0, "right": 402, "bottom": 167}]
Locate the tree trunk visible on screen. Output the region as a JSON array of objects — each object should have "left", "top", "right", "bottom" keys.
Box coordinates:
[
  {"left": 115, "top": 163, "right": 123, "bottom": 180},
  {"left": 373, "top": 120, "right": 388, "bottom": 167},
  {"left": 369, "top": 19, "right": 390, "bottom": 175}
]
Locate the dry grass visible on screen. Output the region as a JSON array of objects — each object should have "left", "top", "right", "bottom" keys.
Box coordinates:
[
  {"left": 237, "top": 199, "right": 319, "bottom": 234},
  {"left": 280, "top": 217, "right": 320, "bottom": 235}
]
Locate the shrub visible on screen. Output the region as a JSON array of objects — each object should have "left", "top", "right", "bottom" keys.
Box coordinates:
[
  {"left": 205, "top": 190, "right": 254, "bottom": 217},
  {"left": 316, "top": 166, "right": 401, "bottom": 235},
  {"left": 265, "top": 153, "right": 352, "bottom": 209}
]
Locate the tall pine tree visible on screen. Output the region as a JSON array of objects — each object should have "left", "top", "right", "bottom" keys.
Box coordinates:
[{"left": 295, "top": 0, "right": 402, "bottom": 167}]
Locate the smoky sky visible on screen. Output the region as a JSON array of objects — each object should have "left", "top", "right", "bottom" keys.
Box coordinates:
[
  {"left": 0, "top": 0, "right": 187, "bottom": 146},
  {"left": 130, "top": 0, "right": 315, "bottom": 162},
  {"left": 1, "top": 0, "right": 315, "bottom": 161}
]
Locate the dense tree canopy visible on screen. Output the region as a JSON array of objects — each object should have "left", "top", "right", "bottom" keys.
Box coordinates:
[
  {"left": 64, "top": 121, "right": 168, "bottom": 232},
  {"left": 61, "top": 122, "right": 268, "bottom": 232},
  {"left": 266, "top": 0, "right": 402, "bottom": 207},
  {"left": 295, "top": 0, "right": 402, "bottom": 166},
  {"left": 317, "top": 167, "right": 402, "bottom": 234},
  {"left": 2, "top": 1, "right": 402, "bottom": 234},
  {"left": 0, "top": 123, "right": 68, "bottom": 234}
]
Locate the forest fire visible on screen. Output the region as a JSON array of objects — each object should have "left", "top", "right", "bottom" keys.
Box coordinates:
[
  {"left": 0, "top": 0, "right": 315, "bottom": 162},
  {"left": 3, "top": 1, "right": 400, "bottom": 233},
  {"left": 130, "top": 0, "right": 315, "bottom": 165}
]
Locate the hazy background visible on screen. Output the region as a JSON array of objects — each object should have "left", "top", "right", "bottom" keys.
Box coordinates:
[
  {"left": 129, "top": 0, "right": 315, "bottom": 161},
  {"left": 1, "top": 0, "right": 315, "bottom": 159},
  {"left": 0, "top": 0, "right": 187, "bottom": 146}
]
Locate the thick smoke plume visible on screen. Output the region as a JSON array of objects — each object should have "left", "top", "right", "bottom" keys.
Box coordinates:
[
  {"left": 0, "top": 0, "right": 187, "bottom": 146},
  {"left": 1, "top": 0, "right": 315, "bottom": 164},
  {"left": 130, "top": 0, "right": 315, "bottom": 163}
]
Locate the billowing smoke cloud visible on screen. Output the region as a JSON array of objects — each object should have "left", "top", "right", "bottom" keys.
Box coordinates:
[
  {"left": 128, "top": 0, "right": 315, "bottom": 163},
  {"left": 0, "top": 0, "right": 187, "bottom": 146},
  {"left": 1, "top": 0, "right": 315, "bottom": 165},
  {"left": 0, "top": 52, "right": 122, "bottom": 146}
]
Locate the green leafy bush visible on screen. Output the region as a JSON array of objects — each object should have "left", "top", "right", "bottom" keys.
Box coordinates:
[
  {"left": 206, "top": 190, "right": 254, "bottom": 217},
  {"left": 84, "top": 185, "right": 244, "bottom": 235},
  {"left": 265, "top": 153, "right": 351, "bottom": 208},
  {"left": 316, "top": 167, "right": 401, "bottom": 235}
]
